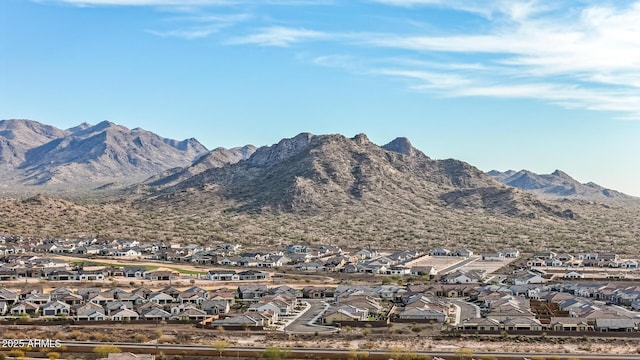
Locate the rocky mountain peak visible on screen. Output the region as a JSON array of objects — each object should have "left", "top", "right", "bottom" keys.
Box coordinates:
[
  {"left": 505, "top": 170, "right": 547, "bottom": 190},
  {"left": 238, "top": 144, "right": 257, "bottom": 160},
  {"left": 382, "top": 137, "right": 412, "bottom": 155},
  {"left": 0, "top": 119, "right": 70, "bottom": 166},
  {"left": 67, "top": 122, "right": 92, "bottom": 134},
  {"left": 352, "top": 133, "right": 369, "bottom": 145},
  {"left": 1, "top": 119, "right": 209, "bottom": 186},
  {"left": 551, "top": 169, "right": 573, "bottom": 179},
  {"left": 95, "top": 120, "right": 116, "bottom": 128},
  {"left": 143, "top": 131, "right": 578, "bottom": 223},
  {"left": 248, "top": 132, "right": 314, "bottom": 168},
  {"left": 381, "top": 136, "right": 430, "bottom": 159},
  {"left": 489, "top": 169, "right": 635, "bottom": 202},
  {"left": 194, "top": 145, "right": 257, "bottom": 167},
  {"left": 0, "top": 119, "right": 68, "bottom": 139}
]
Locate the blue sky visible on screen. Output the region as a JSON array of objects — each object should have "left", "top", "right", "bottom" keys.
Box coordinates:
[{"left": 2, "top": 0, "right": 640, "bottom": 196}]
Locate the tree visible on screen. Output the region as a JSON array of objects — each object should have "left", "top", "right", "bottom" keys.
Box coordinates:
[
  {"left": 348, "top": 349, "right": 358, "bottom": 360},
  {"left": 212, "top": 340, "right": 228, "bottom": 358},
  {"left": 93, "top": 345, "right": 122, "bottom": 358},
  {"left": 263, "top": 347, "right": 279, "bottom": 360},
  {"left": 348, "top": 349, "right": 369, "bottom": 360},
  {"left": 263, "top": 346, "right": 290, "bottom": 360},
  {"left": 7, "top": 350, "right": 24, "bottom": 359},
  {"left": 386, "top": 347, "right": 402, "bottom": 360},
  {"left": 47, "top": 352, "right": 61, "bottom": 360},
  {"left": 454, "top": 348, "right": 474, "bottom": 360}
]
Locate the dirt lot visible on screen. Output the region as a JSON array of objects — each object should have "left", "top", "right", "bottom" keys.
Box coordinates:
[
  {"left": 404, "top": 255, "right": 466, "bottom": 272},
  {"left": 456, "top": 258, "right": 517, "bottom": 274}
]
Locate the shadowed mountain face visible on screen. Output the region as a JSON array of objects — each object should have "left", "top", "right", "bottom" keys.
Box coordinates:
[
  {"left": 193, "top": 145, "right": 257, "bottom": 170},
  {"left": 144, "top": 145, "right": 257, "bottom": 188},
  {"left": 0, "top": 119, "right": 69, "bottom": 166},
  {"left": 142, "top": 132, "right": 574, "bottom": 220},
  {"left": 489, "top": 169, "right": 634, "bottom": 202},
  {"left": 486, "top": 169, "right": 517, "bottom": 182},
  {"left": 0, "top": 119, "right": 208, "bottom": 186}
]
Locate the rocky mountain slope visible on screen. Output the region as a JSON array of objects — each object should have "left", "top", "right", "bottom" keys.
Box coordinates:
[
  {"left": 0, "top": 119, "right": 69, "bottom": 166},
  {"left": 142, "top": 133, "right": 576, "bottom": 220},
  {"left": 0, "top": 119, "right": 208, "bottom": 186},
  {"left": 1, "top": 131, "right": 639, "bottom": 253},
  {"left": 488, "top": 169, "right": 634, "bottom": 202},
  {"left": 119, "top": 133, "right": 636, "bottom": 251},
  {"left": 144, "top": 145, "right": 257, "bottom": 189}
]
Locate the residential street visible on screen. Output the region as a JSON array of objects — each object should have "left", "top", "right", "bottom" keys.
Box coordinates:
[
  {"left": 284, "top": 299, "right": 337, "bottom": 334},
  {"left": 438, "top": 256, "right": 479, "bottom": 275},
  {"left": 450, "top": 298, "right": 481, "bottom": 325}
]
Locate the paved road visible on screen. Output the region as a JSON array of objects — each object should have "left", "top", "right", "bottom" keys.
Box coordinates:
[
  {"left": 53, "top": 340, "right": 640, "bottom": 360},
  {"left": 438, "top": 256, "right": 479, "bottom": 275},
  {"left": 284, "top": 299, "right": 337, "bottom": 334},
  {"left": 272, "top": 272, "right": 336, "bottom": 283},
  {"left": 450, "top": 298, "right": 481, "bottom": 324}
]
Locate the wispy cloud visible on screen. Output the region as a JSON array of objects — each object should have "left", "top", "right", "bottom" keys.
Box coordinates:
[
  {"left": 46, "top": 0, "right": 330, "bottom": 6},
  {"left": 147, "top": 13, "right": 251, "bottom": 39},
  {"left": 48, "top": 0, "right": 237, "bottom": 5},
  {"left": 374, "top": 68, "right": 472, "bottom": 89},
  {"left": 228, "top": 26, "right": 330, "bottom": 46},
  {"left": 365, "top": 67, "right": 640, "bottom": 118},
  {"left": 349, "top": 1, "right": 640, "bottom": 119},
  {"left": 38, "top": 0, "right": 640, "bottom": 119},
  {"left": 146, "top": 25, "right": 223, "bottom": 39},
  {"left": 371, "top": 0, "right": 552, "bottom": 21}
]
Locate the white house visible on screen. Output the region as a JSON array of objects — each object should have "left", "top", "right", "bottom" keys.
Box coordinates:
[
  {"left": 428, "top": 248, "right": 451, "bottom": 256},
  {"left": 41, "top": 300, "right": 71, "bottom": 316},
  {"left": 482, "top": 252, "right": 505, "bottom": 261},
  {"left": 513, "top": 272, "right": 547, "bottom": 285},
  {"left": 563, "top": 271, "right": 584, "bottom": 279},
  {"left": 148, "top": 292, "right": 175, "bottom": 305},
  {"left": 115, "top": 248, "right": 141, "bottom": 257},
  {"left": 111, "top": 308, "right": 140, "bottom": 321}
]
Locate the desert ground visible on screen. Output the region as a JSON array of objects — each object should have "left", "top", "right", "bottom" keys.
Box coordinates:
[{"left": 3, "top": 323, "right": 639, "bottom": 357}]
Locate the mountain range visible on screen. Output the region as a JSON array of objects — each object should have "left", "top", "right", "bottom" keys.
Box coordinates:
[
  {"left": 488, "top": 169, "right": 632, "bottom": 201},
  {"left": 2, "top": 119, "right": 632, "bottom": 204},
  {"left": 1, "top": 119, "right": 639, "bottom": 252},
  {"left": 140, "top": 132, "right": 572, "bottom": 219},
  {"left": 0, "top": 119, "right": 208, "bottom": 186}
]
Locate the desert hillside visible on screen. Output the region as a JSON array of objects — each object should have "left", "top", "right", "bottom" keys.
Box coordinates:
[{"left": 2, "top": 132, "right": 637, "bottom": 254}]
